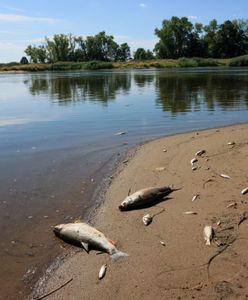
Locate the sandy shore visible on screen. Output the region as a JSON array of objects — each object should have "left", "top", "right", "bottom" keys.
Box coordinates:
[{"left": 31, "top": 124, "right": 248, "bottom": 300}]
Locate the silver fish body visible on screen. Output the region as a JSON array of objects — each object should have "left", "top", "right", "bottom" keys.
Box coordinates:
[
  {"left": 54, "top": 222, "right": 128, "bottom": 261},
  {"left": 203, "top": 225, "right": 213, "bottom": 245},
  {"left": 98, "top": 264, "right": 107, "bottom": 280},
  {"left": 119, "top": 186, "right": 176, "bottom": 211},
  {"left": 241, "top": 187, "right": 248, "bottom": 195}
]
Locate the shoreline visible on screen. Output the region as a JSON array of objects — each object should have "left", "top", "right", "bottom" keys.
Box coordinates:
[{"left": 30, "top": 123, "right": 248, "bottom": 299}]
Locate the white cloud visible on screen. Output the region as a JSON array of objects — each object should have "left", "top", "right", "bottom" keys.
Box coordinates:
[
  {"left": 0, "top": 13, "right": 59, "bottom": 24},
  {"left": 139, "top": 3, "right": 147, "bottom": 8},
  {"left": 188, "top": 16, "right": 198, "bottom": 20}
]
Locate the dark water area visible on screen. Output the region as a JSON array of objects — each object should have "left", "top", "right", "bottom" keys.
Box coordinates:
[{"left": 0, "top": 68, "right": 248, "bottom": 299}]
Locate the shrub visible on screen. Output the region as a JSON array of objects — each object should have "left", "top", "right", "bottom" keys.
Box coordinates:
[
  {"left": 178, "top": 57, "right": 198, "bottom": 67},
  {"left": 83, "top": 61, "right": 113, "bottom": 70},
  {"left": 228, "top": 55, "right": 248, "bottom": 66}
]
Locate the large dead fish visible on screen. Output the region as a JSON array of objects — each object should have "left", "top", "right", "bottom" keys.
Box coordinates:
[
  {"left": 119, "top": 186, "right": 177, "bottom": 211},
  {"left": 54, "top": 222, "right": 128, "bottom": 261}
]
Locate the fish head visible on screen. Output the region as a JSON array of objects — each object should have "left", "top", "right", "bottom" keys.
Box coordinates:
[
  {"left": 53, "top": 224, "right": 65, "bottom": 236},
  {"left": 118, "top": 200, "right": 129, "bottom": 211}
]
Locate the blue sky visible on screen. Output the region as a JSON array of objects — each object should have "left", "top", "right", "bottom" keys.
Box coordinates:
[{"left": 0, "top": 0, "right": 247, "bottom": 62}]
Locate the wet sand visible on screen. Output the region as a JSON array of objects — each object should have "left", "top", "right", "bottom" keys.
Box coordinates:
[{"left": 31, "top": 123, "right": 248, "bottom": 300}]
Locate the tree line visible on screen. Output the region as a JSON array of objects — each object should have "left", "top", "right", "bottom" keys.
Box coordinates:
[
  {"left": 24, "top": 17, "right": 248, "bottom": 63},
  {"left": 25, "top": 31, "right": 131, "bottom": 63}
]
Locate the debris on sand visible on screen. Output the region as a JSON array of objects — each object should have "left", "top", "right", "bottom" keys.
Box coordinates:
[{"left": 142, "top": 214, "right": 152, "bottom": 226}]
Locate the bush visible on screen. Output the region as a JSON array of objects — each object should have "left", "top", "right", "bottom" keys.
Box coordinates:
[
  {"left": 193, "top": 57, "right": 219, "bottom": 66},
  {"left": 83, "top": 61, "right": 113, "bottom": 70},
  {"left": 178, "top": 57, "right": 198, "bottom": 67},
  {"left": 228, "top": 55, "right": 248, "bottom": 66}
]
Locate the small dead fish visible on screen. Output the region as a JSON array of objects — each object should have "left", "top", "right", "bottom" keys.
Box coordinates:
[
  {"left": 119, "top": 186, "right": 177, "bottom": 211},
  {"left": 160, "top": 241, "right": 166, "bottom": 246},
  {"left": 192, "top": 166, "right": 197, "bottom": 171},
  {"left": 142, "top": 214, "right": 152, "bottom": 226},
  {"left": 155, "top": 167, "right": 166, "bottom": 171},
  {"left": 220, "top": 173, "right": 231, "bottom": 179},
  {"left": 227, "top": 141, "right": 235, "bottom": 145},
  {"left": 163, "top": 149, "right": 167, "bottom": 152},
  {"left": 217, "top": 220, "right": 221, "bottom": 226},
  {"left": 54, "top": 223, "right": 128, "bottom": 261},
  {"left": 182, "top": 211, "right": 197, "bottom": 215},
  {"left": 226, "top": 202, "right": 237, "bottom": 208},
  {"left": 114, "top": 131, "right": 126, "bottom": 136},
  {"left": 190, "top": 158, "right": 198, "bottom": 165},
  {"left": 241, "top": 187, "right": 248, "bottom": 195},
  {"left": 195, "top": 150, "right": 206, "bottom": 156},
  {"left": 192, "top": 194, "right": 199, "bottom": 202},
  {"left": 98, "top": 264, "right": 107, "bottom": 280},
  {"left": 203, "top": 225, "right": 213, "bottom": 245}
]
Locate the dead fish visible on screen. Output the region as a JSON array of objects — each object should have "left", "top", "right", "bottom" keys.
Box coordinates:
[
  {"left": 203, "top": 225, "right": 213, "bottom": 245},
  {"left": 142, "top": 214, "right": 152, "bottom": 226},
  {"left": 195, "top": 150, "right": 206, "bottom": 156},
  {"left": 226, "top": 202, "right": 237, "bottom": 208},
  {"left": 160, "top": 241, "right": 166, "bottom": 246},
  {"left": 114, "top": 131, "right": 126, "bottom": 136},
  {"left": 241, "top": 187, "right": 248, "bottom": 195},
  {"left": 192, "top": 166, "right": 197, "bottom": 171},
  {"left": 182, "top": 211, "right": 197, "bottom": 215},
  {"left": 119, "top": 186, "right": 177, "bottom": 211},
  {"left": 190, "top": 158, "right": 198, "bottom": 165},
  {"left": 227, "top": 141, "right": 235, "bottom": 145},
  {"left": 220, "top": 173, "right": 231, "bottom": 179},
  {"left": 192, "top": 194, "right": 199, "bottom": 202},
  {"left": 54, "top": 223, "right": 128, "bottom": 261},
  {"left": 98, "top": 264, "right": 107, "bottom": 280}
]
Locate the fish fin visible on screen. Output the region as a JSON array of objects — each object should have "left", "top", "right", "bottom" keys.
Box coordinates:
[
  {"left": 81, "top": 241, "right": 89, "bottom": 253},
  {"left": 110, "top": 250, "right": 128, "bottom": 262},
  {"left": 108, "top": 239, "right": 116, "bottom": 246}
]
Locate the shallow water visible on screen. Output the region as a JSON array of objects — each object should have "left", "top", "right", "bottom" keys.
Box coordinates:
[{"left": 0, "top": 68, "right": 248, "bottom": 299}]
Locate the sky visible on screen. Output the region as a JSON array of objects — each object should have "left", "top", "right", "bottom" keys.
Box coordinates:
[{"left": 0, "top": 0, "right": 247, "bottom": 62}]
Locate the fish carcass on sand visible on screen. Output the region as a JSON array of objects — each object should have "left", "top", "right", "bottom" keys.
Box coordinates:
[
  {"left": 203, "top": 225, "right": 213, "bottom": 245},
  {"left": 54, "top": 222, "right": 128, "bottom": 261},
  {"left": 119, "top": 186, "right": 177, "bottom": 211}
]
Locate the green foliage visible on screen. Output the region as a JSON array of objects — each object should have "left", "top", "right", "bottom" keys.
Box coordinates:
[
  {"left": 228, "top": 55, "right": 248, "bottom": 66},
  {"left": 178, "top": 58, "right": 198, "bottom": 67},
  {"left": 155, "top": 17, "right": 248, "bottom": 59},
  {"left": 193, "top": 57, "right": 219, "bottom": 66},
  {"left": 83, "top": 61, "right": 113, "bottom": 70},
  {"left": 134, "top": 48, "right": 154, "bottom": 60},
  {"left": 25, "top": 32, "right": 131, "bottom": 64},
  {"left": 20, "top": 57, "right": 29, "bottom": 64}
]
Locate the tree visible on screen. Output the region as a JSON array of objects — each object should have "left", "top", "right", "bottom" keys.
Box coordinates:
[
  {"left": 24, "top": 45, "right": 47, "bottom": 63},
  {"left": 20, "top": 56, "right": 29, "bottom": 64},
  {"left": 134, "top": 48, "right": 147, "bottom": 60},
  {"left": 154, "top": 16, "right": 197, "bottom": 58},
  {"left": 214, "top": 20, "right": 248, "bottom": 58}
]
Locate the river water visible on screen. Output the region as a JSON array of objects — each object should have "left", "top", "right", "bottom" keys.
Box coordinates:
[{"left": 0, "top": 68, "right": 248, "bottom": 299}]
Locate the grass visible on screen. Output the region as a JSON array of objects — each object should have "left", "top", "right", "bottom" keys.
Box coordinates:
[{"left": 0, "top": 57, "right": 237, "bottom": 72}]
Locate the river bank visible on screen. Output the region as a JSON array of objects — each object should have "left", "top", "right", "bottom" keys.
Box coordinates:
[
  {"left": 0, "top": 57, "right": 230, "bottom": 72},
  {"left": 30, "top": 123, "right": 248, "bottom": 300}
]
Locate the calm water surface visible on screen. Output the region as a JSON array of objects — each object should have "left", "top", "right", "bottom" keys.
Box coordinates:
[{"left": 0, "top": 68, "right": 248, "bottom": 299}]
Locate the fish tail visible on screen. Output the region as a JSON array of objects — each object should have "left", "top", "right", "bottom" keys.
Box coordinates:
[{"left": 110, "top": 250, "right": 128, "bottom": 262}]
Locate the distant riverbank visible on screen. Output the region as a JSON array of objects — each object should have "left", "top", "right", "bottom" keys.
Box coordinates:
[{"left": 1, "top": 55, "right": 248, "bottom": 72}]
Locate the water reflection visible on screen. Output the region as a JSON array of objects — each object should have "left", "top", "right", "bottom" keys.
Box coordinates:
[
  {"left": 24, "top": 69, "right": 248, "bottom": 113},
  {"left": 155, "top": 72, "right": 248, "bottom": 114},
  {"left": 25, "top": 72, "right": 131, "bottom": 104}
]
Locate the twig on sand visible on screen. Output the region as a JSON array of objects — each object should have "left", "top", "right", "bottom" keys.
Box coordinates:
[
  {"left": 203, "top": 178, "right": 215, "bottom": 188},
  {"left": 35, "top": 277, "right": 73, "bottom": 300}
]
